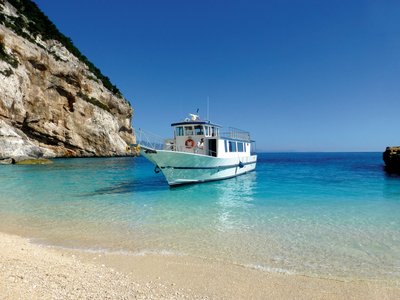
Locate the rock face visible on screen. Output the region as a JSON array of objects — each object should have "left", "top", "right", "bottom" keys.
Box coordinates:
[
  {"left": 383, "top": 147, "right": 400, "bottom": 173},
  {"left": 0, "top": 0, "right": 135, "bottom": 162}
]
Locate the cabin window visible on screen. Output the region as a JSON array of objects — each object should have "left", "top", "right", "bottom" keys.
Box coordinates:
[
  {"left": 224, "top": 140, "right": 228, "bottom": 152},
  {"left": 211, "top": 127, "right": 215, "bottom": 136},
  {"left": 194, "top": 125, "right": 204, "bottom": 135},
  {"left": 205, "top": 126, "right": 210, "bottom": 136},
  {"left": 184, "top": 126, "right": 193, "bottom": 136},
  {"left": 237, "top": 142, "right": 244, "bottom": 152},
  {"left": 228, "top": 141, "right": 237, "bottom": 152},
  {"left": 175, "top": 127, "right": 184, "bottom": 136},
  {"left": 215, "top": 128, "right": 219, "bottom": 136}
]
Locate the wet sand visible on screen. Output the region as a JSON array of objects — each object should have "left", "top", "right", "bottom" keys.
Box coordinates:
[{"left": 0, "top": 231, "right": 399, "bottom": 299}]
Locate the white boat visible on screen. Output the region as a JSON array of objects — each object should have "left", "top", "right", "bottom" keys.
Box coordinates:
[{"left": 136, "top": 114, "right": 257, "bottom": 186}]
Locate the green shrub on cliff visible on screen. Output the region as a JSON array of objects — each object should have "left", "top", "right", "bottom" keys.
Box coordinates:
[
  {"left": 0, "top": 40, "right": 18, "bottom": 68},
  {"left": 0, "top": 67, "right": 13, "bottom": 76},
  {"left": 1, "top": 0, "right": 122, "bottom": 97},
  {"left": 77, "top": 91, "right": 111, "bottom": 113}
]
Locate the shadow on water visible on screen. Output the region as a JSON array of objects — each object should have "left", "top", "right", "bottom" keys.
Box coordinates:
[
  {"left": 380, "top": 165, "right": 400, "bottom": 201},
  {"left": 83, "top": 178, "right": 168, "bottom": 196},
  {"left": 86, "top": 170, "right": 258, "bottom": 198},
  {"left": 383, "top": 166, "right": 400, "bottom": 177}
]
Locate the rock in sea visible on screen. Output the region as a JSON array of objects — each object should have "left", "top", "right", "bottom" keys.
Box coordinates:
[{"left": 383, "top": 147, "right": 400, "bottom": 173}]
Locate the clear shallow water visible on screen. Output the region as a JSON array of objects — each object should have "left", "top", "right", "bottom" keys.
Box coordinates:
[{"left": 1, "top": 153, "right": 400, "bottom": 280}]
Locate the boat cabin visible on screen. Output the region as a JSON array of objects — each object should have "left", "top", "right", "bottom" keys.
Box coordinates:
[{"left": 165, "top": 114, "right": 253, "bottom": 158}]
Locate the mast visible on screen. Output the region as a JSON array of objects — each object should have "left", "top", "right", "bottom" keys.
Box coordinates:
[{"left": 207, "top": 96, "right": 210, "bottom": 121}]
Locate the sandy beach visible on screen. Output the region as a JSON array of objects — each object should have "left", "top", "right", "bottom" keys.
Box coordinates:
[{"left": 0, "top": 231, "right": 399, "bottom": 299}]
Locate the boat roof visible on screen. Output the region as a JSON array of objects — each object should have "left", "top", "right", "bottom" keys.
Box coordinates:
[{"left": 171, "top": 120, "right": 221, "bottom": 127}]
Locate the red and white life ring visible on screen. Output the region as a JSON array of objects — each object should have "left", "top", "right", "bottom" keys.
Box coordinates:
[{"left": 185, "top": 138, "right": 195, "bottom": 149}]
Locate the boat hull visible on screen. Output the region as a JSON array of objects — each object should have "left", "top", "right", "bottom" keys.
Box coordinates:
[{"left": 140, "top": 148, "right": 257, "bottom": 186}]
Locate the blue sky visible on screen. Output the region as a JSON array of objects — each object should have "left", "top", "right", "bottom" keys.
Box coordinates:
[{"left": 33, "top": 0, "right": 400, "bottom": 151}]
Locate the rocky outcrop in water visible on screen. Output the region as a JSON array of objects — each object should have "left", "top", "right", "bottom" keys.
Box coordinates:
[
  {"left": 0, "top": 0, "right": 135, "bottom": 163},
  {"left": 383, "top": 147, "right": 400, "bottom": 173}
]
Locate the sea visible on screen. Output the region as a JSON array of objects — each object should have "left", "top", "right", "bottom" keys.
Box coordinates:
[{"left": 0, "top": 152, "right": 399, "bottom": 281}]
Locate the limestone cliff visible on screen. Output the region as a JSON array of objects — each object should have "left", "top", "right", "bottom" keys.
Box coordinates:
[
  {"left": 383, "top": 147, "right": 400, "bottom": 173},
  {"left": 0, "top": 0, "right": 135, "bottom": 161}
]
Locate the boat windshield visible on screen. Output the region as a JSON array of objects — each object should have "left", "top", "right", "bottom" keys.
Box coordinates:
[
  {"left": 194, "top": 125, "right": 204, "bottom": 135},
  {"left": 184, "top": 126, "right": 193, "bottom": 136},
  {"left": 175, "top": 126, "right": 184, "bottom": 136}
]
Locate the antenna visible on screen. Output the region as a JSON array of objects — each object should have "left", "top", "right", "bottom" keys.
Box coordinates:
[{"left": 207, "top": 96, "right": 210, "bottom": 121}]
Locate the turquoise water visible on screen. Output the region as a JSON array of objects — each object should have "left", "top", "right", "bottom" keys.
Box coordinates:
[{"left": 1, "top": 153, "right": 400, "bottom": 280}]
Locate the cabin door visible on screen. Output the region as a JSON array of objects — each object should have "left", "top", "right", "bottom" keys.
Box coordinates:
[{"left": 208, "top": 139, "right": 217, "bottom": 157}]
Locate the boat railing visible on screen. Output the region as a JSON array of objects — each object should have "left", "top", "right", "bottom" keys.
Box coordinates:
[
  {"left": 172, "top": 145, "right": 217, "bottom": 156},
  {"left": 134, "top": 128, "right": 165, "bottom": 150},
  {"left": 250, "top": 140, "right": 257, "bottom": 155},
  {"left": 221, "top": 127, "right": 251, "bottom": 141}
]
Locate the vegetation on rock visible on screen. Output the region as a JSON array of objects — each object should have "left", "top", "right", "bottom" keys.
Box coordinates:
[
  {"left": 77, "top": 91, "right": 111, "bottom": 113},
  {"left": 15, "top": 158, "right": 53, "bottom": 165},
  {"left": 0, "top": 39, "right": 18, "bottom": 68},
  {"left": 0, "top": 66, "right": 12, "bottom": 76},
  {"left": 0, "top": 0, "right": 122, "bottom": 97}
]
